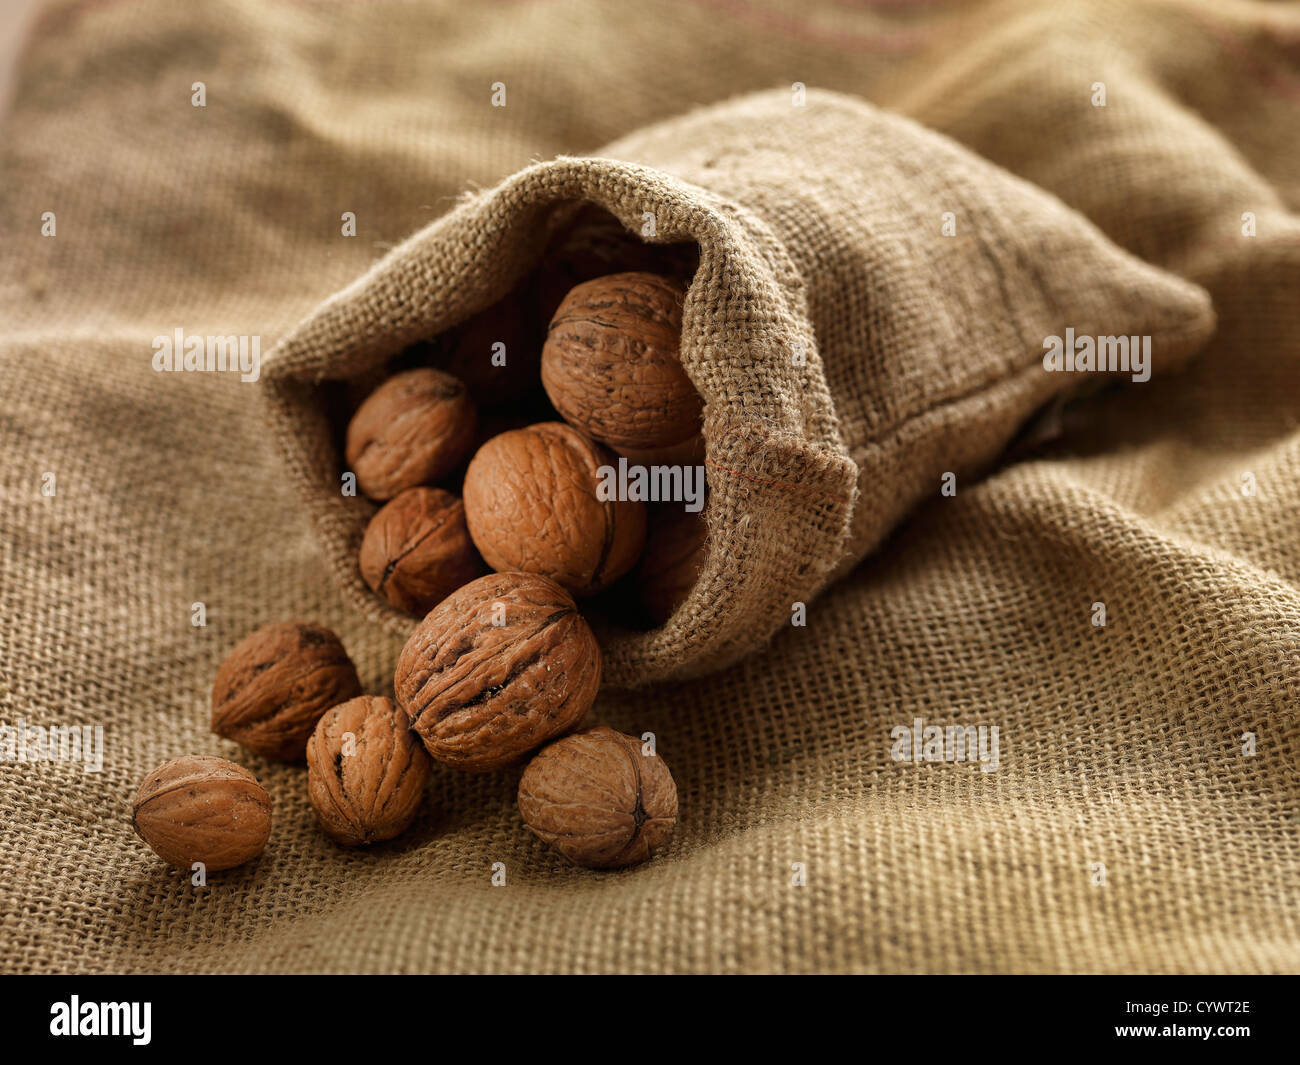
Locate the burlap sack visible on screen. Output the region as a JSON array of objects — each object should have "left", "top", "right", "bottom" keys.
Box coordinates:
[
  {"left": 263, "top": 89, "right": 1213, "bottom": 686},
  {"left": 2, "top": 0, "right": 1297, "bottom": 975}
]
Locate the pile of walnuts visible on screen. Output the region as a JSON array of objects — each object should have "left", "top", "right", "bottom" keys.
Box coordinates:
[
  {"left": 132, "top": 212, "right": 711, "bottom": 876},
  {"left": 351, "top": 267, "right": 708, "bottom": 619}
]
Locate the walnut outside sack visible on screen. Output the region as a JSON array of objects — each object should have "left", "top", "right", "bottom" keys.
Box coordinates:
[{"left": 260, "top": 89, "right": 1213, "bottom": 688}]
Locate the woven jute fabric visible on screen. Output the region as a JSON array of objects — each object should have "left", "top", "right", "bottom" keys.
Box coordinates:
[
  {"left": 265, "top": 90, "right": 1212, "bottom": 684},
  {"left": 1, "top": 0, "right": 1297, "bottom": 973}
]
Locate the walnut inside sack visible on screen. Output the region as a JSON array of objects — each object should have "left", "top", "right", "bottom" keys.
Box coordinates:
[
  {"left": 541, "top": 272, "right": 702, "bottom": 459},
  {"left": 345, "top": 367, "right": 477, "bottom": 500},
  {"left": 461, "top": 422, "right": 646, "bottom": 596}
]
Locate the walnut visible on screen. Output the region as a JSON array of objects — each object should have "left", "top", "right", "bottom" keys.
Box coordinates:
[
  {"left": 211, "top": 622, "right": 362, "bottom": 762},
  {"left": 394, "top": 571, "right": 600, "bottom": 772},
  {"left": 428, "top": 290, "right": 542, "bottom": 410},
  {"left": 359, "top": 486, "right": 483, "bottom": 616},
  {"left": 462, "top": 422, "right": 646, "bottom": 596},
  {"left": 131, "top": 755, "right": 272, "bottom": 871},
  {"left": 345, "top": 367, "right": 477, "bottom": 500},
  {"left": 541, "top": 272, "right": 702, "bottom": 455},
  {"left": 517, "top": 726, "right": 678, "bottom": 869},
  {"left": 636, "top": 506, "right": 709, "bottom": 625},
  {"left": 306, "top": 695, "right": 432, "bottom": 846},
  {"left": 616, "top": 432, "right": 705, "bottom": 469},
  {"left": 532, "top": 208, "right": 673, "bottom": 329}
]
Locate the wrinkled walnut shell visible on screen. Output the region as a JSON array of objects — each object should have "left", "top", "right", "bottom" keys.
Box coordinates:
[
  {"left": 636, "top": 506, "right": 709, "bottom": 625},
  {"left": 359, "top": 487, "right": 483, "bottom": 616},
  {"left": 345, "top": 367, "right": 477, "bottom": 500},
  {"left": 307, "top": 695, "right": 432, "bottom": 846},
  {"left": 394, "top": 572, "right": 600, "bottom": 772},
  {"left": 132, "top": 755, "right": 272, "bottom": 871},
  {"left": 211, "top": 622, "right": 362, "bottom": 761},
  {"left": 615, "top": 432, "right": 706, "bottom": 469},
  {"left": 429, "top": 290, "right": 542, "bottom": 410},
  {"left": 541, "top": 272, "right": 702, "bottom": 453},
  {"left": 518, "top": 726, "right": 678, "bottom": 869},
  {"left": 532, "top": 208, "right": 673, "bottom": 330},
  {"left": 462, "top": 422, "right": 646, "bottom": 596}
]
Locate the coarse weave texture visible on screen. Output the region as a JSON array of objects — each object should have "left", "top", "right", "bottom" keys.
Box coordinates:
[
  {"left": 263, "top": 88, "right": 1213, "bottom": 684},
  {"left": 1, "top": 0, "right": 1297, "bottom": 974}
]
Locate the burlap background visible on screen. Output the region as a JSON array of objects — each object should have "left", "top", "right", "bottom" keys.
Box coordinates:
[{"left": 1, "top": 0, "right": 1297, "bottom": 973}]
